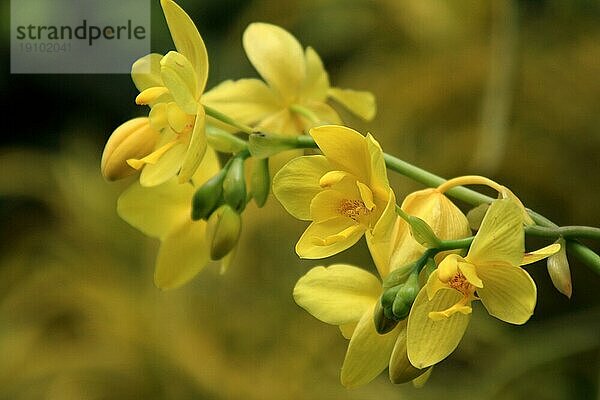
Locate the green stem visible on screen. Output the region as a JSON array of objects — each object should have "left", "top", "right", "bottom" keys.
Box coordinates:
[
  {"left": 290, "top": 104, "right": 321, "bottom": 123},
  {"left": 204, "top": 105, "right": 255, "bottom": 135},
  {"left": 567, "top": 241, "right": 600, "bottom": 275},
  {"left": 436, "top": 237, "right": 475, "bottom": 251},
  {"left": 525, "top": 225, "right": 600, "bottom": 241}
]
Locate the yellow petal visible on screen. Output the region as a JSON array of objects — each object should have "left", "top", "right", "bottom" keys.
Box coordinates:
[
  {"left": 339, "top": 323, "right": 357, "bottom": 339},
  {"left": 457, "top": 261, "right": 483, "bottom": 288},
  {"left": 160, "top": 0, "right": 208, "bottom": 94},
  {"left": 272, "top": 155, "right": 332, "bottom": 220},
  {"left": 131, "top": 53, "right": 164, "bottom": 91},
  {"left": 412, "top": 367, "right": 433, "bottom": 388},
  {"left": 139, "top": 132, "right": 187, "bottom": 187},
  {"left": 476, "top": 263, "right": 537, "bottom": 324},
  {"left": 117, "top": 178, "right": 194, "bottom": 240},
  {"left": 356, "top": 181, "right": 375, "bottom": 210},
  {"left": 160, "top": 51, "right": 198, "bottom": 114},
  {"left": 341, "top": 305, "right": 401, "bottom": 388},
  {"left": 296, "top": 217, "right": 366, "bottom": 259},
  {"left": 467, "top": 199, "right": 524, "bottom": 268},
  {"left": 178, "top": 105, "right": 207, "bottom": 183},
  {"left": 366, "top": 188, "right": 398, "bottom": 278},
  {"left": 328, "top": 87, "right": 376, "bottom": 121},
  {"left": 166, "top": 102, "right": 192, "bottom": 132},
  {"left": 149, "top": 102, "right": 169, "bottom": 131},
  {"left": 319, "top": 170, "right": 353, "bottom": 188},
  {"left": 202, "top": 78, "right": 280, "bottom": 125},
  {"left": 127, "top": 140, "right": 179, "bottom": 170},
  {"left": 437, "top": 254, "right": 460, "bottom": 283},
  {"left": 190, "top": 146, "right": 220, "bottom": 187},
  {"left": 365, "top": 133, "right": 389, "bottom": 191},
  {"left": 310, "top": 125, "right": 370, "bottom": 183},
  {"left": 300, "top": 101, "right": 342, "bottom": 129},
  {"left": 256, "top": 108, "right": 300, "bottom": 136},
  {"left": 243, "top": 23, "right": 305, "bottom": 102},
  {"left": 309, "top": 189, "right": 348, "bottom": 223},
  {"left": 407, "top": 287, "right": 471, "bottom": 369},
  {"left": 389, "top": 321, "right": 428, "bottom": 384},
  {"left": 522, "top": 243, "right": 561, "bottom": 265},
  {"left": 301, "top": 47, "right": 330, "bottom": 101},
  {"left": 136, "top": 86, "right": 170, "bottom": 105},
  {"left": 425, "top": 270, "right": 447, "bottom": 301},
  {"left": 293, "top": 264, "right": 381, "bottom": 326},
  {"left": 155, "top": 220, "right": 209, "bottom": 289}
]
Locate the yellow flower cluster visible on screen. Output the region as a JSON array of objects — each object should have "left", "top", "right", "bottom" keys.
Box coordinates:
[{"left": 98, "top": 0, "right": 572, "bottom": 390}]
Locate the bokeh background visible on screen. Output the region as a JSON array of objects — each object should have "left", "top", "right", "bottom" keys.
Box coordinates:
[{"left": 1, "top": 0, "right": 600, "bottom": 398}]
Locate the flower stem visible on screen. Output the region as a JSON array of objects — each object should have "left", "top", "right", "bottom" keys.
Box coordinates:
[
  {"left": 204, "top": 105, "right": 255, "bottom": 135},
  {"left": 525, "top": 225, "right": 600, "bottom": 241},
  {"left": 290, "top": 104, "right": 321, "bottom": 123},
  {"left": 567, "top": 241, "right": 600, "bottom": 275},
  {"left": 436, "top": 237, "right": 475, "bottom": 251}
]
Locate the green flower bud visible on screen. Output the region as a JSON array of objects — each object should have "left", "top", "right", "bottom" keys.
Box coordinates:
[
  {"left": 383, "top": 260, "right": 420, "bottom": 289},
  {"left": 381, "top": 285, "right": 401, "bottom": 320},
  {"left": 381, "top": 273, "right": 420, "bottom": 322},
  {"left": 223, "top": 157, "right": 247, "bottom": 212},
  {"left": 373, "top": 300, "right": 399, "bottom": 335},
  {"left": 392, "top": 274, "right": 420, "bottom": 320},
  {"left": 206, "top": 125, "right": 247, "bottom": 153},
  {"left": 248, "top": 133, "right": 297, "bottom": 159},
  {"left": 191, "top": 169, "right": 226, "bottom": 221},
  {"left": 251, "top": 158, "right": 270, "bottom": 208},
  {"left": 206, "top": 205, "right": 242, "bottom": 260},
  {"left": 407, "top": 215, "right": 441, "bottom": 248}
]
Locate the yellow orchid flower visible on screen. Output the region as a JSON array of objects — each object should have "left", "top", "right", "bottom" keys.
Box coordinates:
[
  {"left": 114, "top": 0, "right": 210, "bottom": 187},
  {"left": 202, "top": 23, "right": 376, "bottom": 136},
  {"left": 272, "top": 125, "right": 395, "bottom": 260},
  {"left": 406, "top": 199, "right": 557, "bottom": 369},
  {"left": 117, "top": 148, "right": 229, "bottom": 289},
  {"left": 293, "top": 189, "right": 470, "bottom": 387}
]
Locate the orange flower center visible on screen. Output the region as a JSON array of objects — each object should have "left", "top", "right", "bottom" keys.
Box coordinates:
[
  {"left": 448, "top": 272, "right": 473, "bottom": 295},
  {"left": 339, "top": 199, "right": 369, "bottom": 222}
]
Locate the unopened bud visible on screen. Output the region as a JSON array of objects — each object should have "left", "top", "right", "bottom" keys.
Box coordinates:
[
  {"left": 191, "top": 169, "right": 225, "bottom": 220},
  {"left": 248, "top": 133, "right": 297, "bottom": 159},
  {"left": 223, "top": 157, "right": 247, "bottom": 211},
  {"left": 381, "top": 273, "right": 420, "bottom": 322},
  {"left": 392, "top": 274, "right": 419, "bottom": 320},
  {"left": 373, "top": 300, "right": 399, "bottom": 335},
  {"left": 547, "top": 239, "right": 572, "bottom": 298},
  {"left": 101, "top": 117, "right": 160, "bottom": 181},
  {"left": 205, "top": 125, "right": 247, "bottom": 153},
  {"left": 381, "top": 285, "right": 401, "bottom": 320},
  {"left": 251, "top": 158, "right": 270, "bottom": 208},
  {"left": 206, "top": 205, "right": 242, "bottom": 260}
]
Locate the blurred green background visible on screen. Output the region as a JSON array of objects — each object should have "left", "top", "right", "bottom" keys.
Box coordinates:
[{"left": 1, "top": 0, "right": 599, "bottom": 398}]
